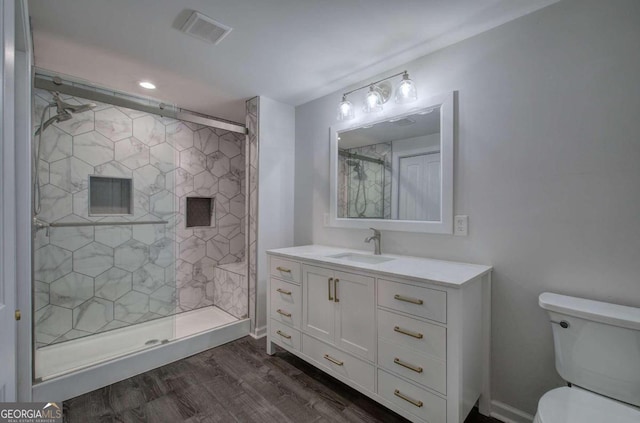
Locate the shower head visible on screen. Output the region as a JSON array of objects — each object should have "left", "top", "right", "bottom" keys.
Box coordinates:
[{"left": 53, "top": 92, "right": 96, "bottom": 115}]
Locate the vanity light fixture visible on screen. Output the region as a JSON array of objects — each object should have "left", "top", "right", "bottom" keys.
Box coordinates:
[
  {"left": 139, "top": 81, "right": 156, "bottom": 90},
  {"left": 337, "top": 95, "right": 355, "bottom": 121},
  {"left": 336, "top": 70, "right": 417, "bottom": 121}
]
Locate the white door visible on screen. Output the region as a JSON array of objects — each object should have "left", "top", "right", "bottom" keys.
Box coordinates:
[
  {"left": 334, "top": 271, "right": 375, "bottom": 361},
  {"left": 398, "top": 153, "right": 441, "bottom": 221},
  {"left": 0, "top": 0, "right": 18, "bottom": 402},
  {"left": 302, "top": 265, "right": 336, "bottom": 344}
]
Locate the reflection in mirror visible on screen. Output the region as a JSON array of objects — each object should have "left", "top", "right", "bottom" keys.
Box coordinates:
[{"left": 337, "top": 107, "right": 441, "bottom": 221}]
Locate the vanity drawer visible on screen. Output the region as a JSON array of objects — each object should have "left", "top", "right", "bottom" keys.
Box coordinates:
[
  {"left": 378, "top": 369, "right": 446, "bottom": 423},
  {"left": 270, "top": 319, "right": 301, "bottom": 351},
  {"left": 378, "top": 279, "right": 447, "bottom": 323},
  {"left": 302, "top": 334, "right": 375, "bottom": 392},
  {"left": 270, "top": 278, "right": 302, "bottom": 329},
  {"left": 377, "top": 309, "right": 446, "bottom": 360},
  {"left": 378, "top": 338, "right": 446, "bottom": 395},
  {"left": 270, "top": 257, "right": 301, "bottom": 284}
]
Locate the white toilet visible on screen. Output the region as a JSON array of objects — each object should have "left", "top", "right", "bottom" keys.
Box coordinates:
[{"left": 536, "top": 292, "right": 640, "bottom": 423}]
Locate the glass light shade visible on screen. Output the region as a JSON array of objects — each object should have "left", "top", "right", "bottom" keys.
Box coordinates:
[
  {"left": 337, "top": 96, "right": 355, "bottom": 121},
  {"left": 395, "top": 73, "right": 417, "bottom": 104},
  {"left": 363, "top": 86, "right": 383, "bottom": 113}
]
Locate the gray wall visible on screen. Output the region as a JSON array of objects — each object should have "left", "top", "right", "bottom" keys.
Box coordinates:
[{"left": 293, "top": 0, "right": 640, "bottom": 415}]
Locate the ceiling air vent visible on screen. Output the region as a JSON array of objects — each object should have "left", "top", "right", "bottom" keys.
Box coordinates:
[{"left": 180, "top": 11, "right": 232, "bottom": 45}]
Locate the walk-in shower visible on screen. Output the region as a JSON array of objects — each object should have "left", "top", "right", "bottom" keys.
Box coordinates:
[{"left": 31, "top": 76, "right": 253, "bottom": 400}]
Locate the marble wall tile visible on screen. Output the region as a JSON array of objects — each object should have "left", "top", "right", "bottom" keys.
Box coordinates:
[
  {"left": 38, "top": 184, "right": 72, "bottom": 222},
  {"left": 179, "top": 236, "right": 206, "bottom": 264},
  {"left": 149, "top": 285, "right": 176, "bottom": 316},
  {"left": 166, "top": 122, "right": 194, "bottom": 151},
  {"left": 35, "top": 244, "right": 73, "bottom": 283},
  {"left": 115, "top": 137, "right": 150, "bottom": 169},
  {"left": 165, "top": 168, "right": 194, "bottom": 197},
  {"left": 73, "top": 297, "right": 114, "bottom": 332},
  {"left": 219, "top": 174, "right": 241, "bottom": 198},
  {"left": 206, "top": 234, "right": 229, "bottom": 261},
  {"left": 149, "top": 238, "right": 175, "bottom": 268},
  {"left": 114, "top": 239, "right": 149, "bottom": 272},
  {"left": 114, "top": 290, "right": 150, "bottom": 323},
  {"left": 133, "top": 263, "right": 165, "bottom": 294},
  {"left": 149, "top": 190, "right": 177, "bottom": 218},
  {"left": 35, "top": 305, "right": 73, "bottom": 344},
  {"left": 50, "top": 272, "right": 94, "bottom": 308},
  {"left": 93, "top": 160, "right": 132, "bottom": 178},
  {"left": 74, "top": 132, "right": 114, "bottom": 166},
  {"left": 206, "top": 152, "right": 229, "bottom": 178},
  {"left": 179, "top": 148, "right": 206, "bottom": 175},
  {"left": 193, "top": 172, "right": 218, "bottom": 197},
  {"left": 95, "top": 107, "right": 133, "bottom": 141},
  {"left": 219, "top": 132, "right": 242, "bottom": 158},
  {"left": 95, "top": 225, "right": 133, "bottom": 248},
  {"left": 133, "top": 115, "right": 165, "bottom": 147},
  {"left": 218, "top": 214, "right": 241, "bottom": 239},
  {"left": 194, "top": 127, "right": 219, "bottom": 155},
  {"left": 49, "top": 216, "right": 94, "bottom": 251},
  {"left": 50, "top": 157, "right": 93, "bottom": 193},
  {"left": 74, "top": 242, "right": 114, "bottom": 277},
  {"left": 150, "top": 143, "right": 177, "bottom": 173},
  {"left": 34, "top": 281, "right": 50, "bottom": 312},
  {"left": 133, "top": 164, "right": 165, "bottom": 196},
  {"left": 95, "top": 267, "right": 132, "bottom": 301}
]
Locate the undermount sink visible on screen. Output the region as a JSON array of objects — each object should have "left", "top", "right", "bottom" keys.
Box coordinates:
[{"left": 328, "top": 252, "right": 395, "bottom": 264}]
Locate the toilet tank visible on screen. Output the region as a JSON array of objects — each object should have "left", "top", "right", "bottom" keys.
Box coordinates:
[{"left": 539, "top": 292, "right": 640, "bottom": 408}]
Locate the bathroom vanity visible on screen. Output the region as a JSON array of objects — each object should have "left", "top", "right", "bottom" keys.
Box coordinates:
[{"left": 266, "top": 245, "right": 492, "bottom": 423}]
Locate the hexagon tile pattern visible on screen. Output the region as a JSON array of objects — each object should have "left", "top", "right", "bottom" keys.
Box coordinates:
[{"left": 33, "top": 88, "right": 248, "bottom": 347}]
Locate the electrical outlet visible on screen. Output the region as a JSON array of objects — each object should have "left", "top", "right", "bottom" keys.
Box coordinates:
[
  {"left": 454, "top": 215, "right": 468, "bottom": 236},
  {"left": 323, "top": 213, "right": 330, "bottom": 226}
]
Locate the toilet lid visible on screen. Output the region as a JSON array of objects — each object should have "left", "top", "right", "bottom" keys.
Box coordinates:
[{"left": 537, "top": 387, "right": 640, "bottom": 423}]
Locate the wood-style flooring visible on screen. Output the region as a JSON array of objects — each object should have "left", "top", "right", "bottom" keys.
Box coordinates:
[{"left": 63, "top": 336, "right": 502, "bottom": 423}]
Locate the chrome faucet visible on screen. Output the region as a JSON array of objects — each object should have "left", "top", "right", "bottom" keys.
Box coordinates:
[{"left": 365, "top": 228, "right": 381, "bottom": 255}]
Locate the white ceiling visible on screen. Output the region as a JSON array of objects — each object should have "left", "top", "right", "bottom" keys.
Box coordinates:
[{"left": 29, "top": 0, "right": 559, "bottom": 123}]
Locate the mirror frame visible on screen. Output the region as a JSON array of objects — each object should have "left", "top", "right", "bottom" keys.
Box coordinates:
[{"left": 329, "top": 91, "right": 454, "bottom": 234}]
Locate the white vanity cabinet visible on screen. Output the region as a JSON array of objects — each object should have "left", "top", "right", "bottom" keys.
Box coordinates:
[{"left": 266, "top": 245, "right": 492, "bottom": 423}]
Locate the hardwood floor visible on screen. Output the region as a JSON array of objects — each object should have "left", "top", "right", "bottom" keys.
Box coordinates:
[{"left": 64, "top": 336, "right": 501, "bottom": 423}]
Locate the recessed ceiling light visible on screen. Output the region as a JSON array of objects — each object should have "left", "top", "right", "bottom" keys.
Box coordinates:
[{"left": 139, "top": 81, "right": 156, "bottom": 89}]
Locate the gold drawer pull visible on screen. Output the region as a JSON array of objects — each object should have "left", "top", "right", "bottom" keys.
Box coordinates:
[
  {"left": 334, "top": 278, "right": 340, "bottom": 302},
  {"left": 394, "top": 389, "right": 423, "bottom": 408},
  {"left": 328, "top": 277, "right": 334, "bottom": 301},
  {"left": 276, "top": 330, "right": 291, "bottom": 339},
  {"left": 394, "top": 294, "right": 424, "bottom": 305},
  {"left": 276, "top": 266, "right": 292, "bottom": 273},
  {"left": 276, "top": 288, "right": 292, "bottom": 295},
  {"left": 276, "top": 309, "right": 291, "bottom": 317},
  {"left": 323, "top": 354, "right": 344, "bottom": 366},
  {"left": 394, "top": 357, "right": 423, "bottom": 373},
  {"left": 394, "top": 326, "right": 424, "bottom": 339}
]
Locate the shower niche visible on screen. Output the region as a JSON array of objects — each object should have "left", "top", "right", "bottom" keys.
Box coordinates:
[
  {"left": 88, "top": 175, "right": 133, "bottom": 216},
  {"left": 185, "top": 196, "right": 215, "bottom": 227}
]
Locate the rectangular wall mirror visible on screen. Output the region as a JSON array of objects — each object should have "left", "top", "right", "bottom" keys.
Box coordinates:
[{"left": 329, "top": 92, "right": 453, "bottom": 233}]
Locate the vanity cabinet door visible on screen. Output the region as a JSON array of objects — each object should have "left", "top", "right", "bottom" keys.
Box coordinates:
[
  {"left": 334, "top": 270, "right": 375, "bottom": 361},
  {"left": 302, "top": 265, "right": 336, "bottom": 344}
]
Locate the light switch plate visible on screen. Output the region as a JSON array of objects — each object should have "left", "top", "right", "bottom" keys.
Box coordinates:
[{"left": 454, "top": 215, "right": 468, "bottom": 236}]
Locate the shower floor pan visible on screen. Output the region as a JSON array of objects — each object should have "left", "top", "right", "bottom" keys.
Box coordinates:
[{"left": 33, "top": 306, "right": 249, "bottom": 401}]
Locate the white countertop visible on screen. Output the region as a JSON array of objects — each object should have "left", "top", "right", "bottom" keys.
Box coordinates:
[{"left": 267, "top": 245, "right": 492, "bottom": 288}]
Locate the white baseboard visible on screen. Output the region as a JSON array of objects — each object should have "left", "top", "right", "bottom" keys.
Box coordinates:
[
  {"left": 490, "top": 400, "right": 535, "bottom": 423},
  {"left": 250, "top": 325, "right": 267, "bottom": 339}
]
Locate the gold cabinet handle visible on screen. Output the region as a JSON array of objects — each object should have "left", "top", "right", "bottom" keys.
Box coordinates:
[
  {"left": 276, "top": 288, "right": 291, "bottom": 295},
  {"left": 328, "top": 277, "right": 334, "bottom": 301},
  {"left": 394, "top": 326, "right": 424, "bottom": 339},
  {"left": 394, "top": 294, "right": 424, "bottom": 305},
  {"left": 276, "top": 266, "right": 292, "bottom": 273},
  {"left": 394, "top": 389, "right": 423, "bottom": 408},
  {"left": 394, "top": 357, "right": 423, "bottom": 373},
  {"left": 276, "top": 330, "right": 291, "bottom": 339},
  {"left": 276, "top": 309, "right": 291, "bottom": 317},
  {"left": 323, "top": 354, "right": 344, "bottom": 366},
  {"left": 334, "top": 278, "right": 340, "bottom": 302}
]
